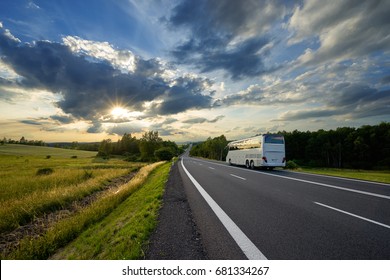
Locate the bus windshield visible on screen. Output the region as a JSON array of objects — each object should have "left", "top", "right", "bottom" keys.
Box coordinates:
[{"left": 264, "top": 135, "right": 284, "bottom": 144}]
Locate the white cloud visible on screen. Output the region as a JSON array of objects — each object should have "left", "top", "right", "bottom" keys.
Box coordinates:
[
  {"left": 26, "top": 1, "right": 41, "bottom": 10},
  {"left": 0, "top": 60, "right": 22, "bottom": 81},
  {"left": 62, "top": 36, "right": 136, "bottom": 73}
]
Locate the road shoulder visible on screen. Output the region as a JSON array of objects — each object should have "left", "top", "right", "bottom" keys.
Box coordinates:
[{"left": 145, "top": 161, "right": 208, "bottom": 259}]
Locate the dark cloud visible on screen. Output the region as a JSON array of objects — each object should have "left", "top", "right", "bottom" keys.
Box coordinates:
[
  {"left": 0, "top": 79, "right": 18, "bottom": 102},
  {"left": 158, "top": 129, "right": 186, "bottom": 137},
  {"left": 380, "top": 75, "right": 390, "bottom": 85},
  {"left": 221, "top": 85, "right": 265, "bottom": 106},
  {"left": 49, "top": 114, "right": 75, "bottom": 124},
  {"left": 280, "top": 109, "right": 342, "bottom": 121},
  {"left": 197, "top": 37, "right": 270, "bottom": 80},
  {"left": 18, "top": 117, "right": 72, "bottom": 130},
  {"left": 168, "top": 0, "right": 287, "bottom": 80},
  {"left": 280, "top": 83, "right": 390, "bottom": 121},
  {"left": 0, "top": 77, "right": 15, "bottom": 86},
  {"left": 155, "top": 92, "right": 213, "bottom": 115},
  {"left": 107, "top": 122, "right": 143, "bottom": 135},
  {"left": 160, "top": 117, "right": 178, "bottom": 125},
  {"left": 330, "top": 83, "right": 372, "bottom": 107},
  {"left": 0, "top": 25, "right": 215, "bottom": 124},
  {"left": 151, "top": 75, "right": 215, "bottom": 114},
  {"left": 86, "top": 122, "right": 103, "bottom": 134},
  {"left": 20, "top": 119, "right": 42, "bottom": 126},
  {"left": 331, "top": 84, "right": 390, "bottom": 119},
  {"left": 219, "top": 82, "right": 305, "bottom": 106},
  {"left": 183, "top": 115, "right": 224, "bottom": 124}
]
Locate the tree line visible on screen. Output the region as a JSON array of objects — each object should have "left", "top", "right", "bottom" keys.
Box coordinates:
[
  {"left": 98, "top": 131, "right": 184, "bottom": 162},
  {"left": 1, "top": 136, "right": 45, "bottom": 146},
  {"left": 189, "top": 122, "right": 390, "bottom": 170},
  {"left": 1, "top": 131, "right": 184, "bottom": 162},
  {"left": 190, "top": 135, "right": 229, "bottom": 161},
  {"left": 282, "top": 122, "right": 390, "bottom": 169}
]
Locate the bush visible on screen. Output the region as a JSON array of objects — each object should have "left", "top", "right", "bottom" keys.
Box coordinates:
[
  {"left": 36, "top": 168, "right": 54, "bottom": 176},
  {"left": 124, "top": 153, "right": 140, "bottom": 162},
  {"left": 285, "top": 160, "right": 300, "bottom": 170},
  {"left": 82, "top": 170, "right": 93, "bottom": 179},
  {"left": 154, "top": 147, "right": 174, "bottom": 161}
]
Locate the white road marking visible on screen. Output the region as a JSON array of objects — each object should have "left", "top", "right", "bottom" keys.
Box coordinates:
[
  {"left": 189, "top": 158, "right": 390, "bottom": 200},
  {"left": 314, "top": 202, "right": 390, "bottom": 230},
  {"left": 208, "top": 167, "right": 215, "bottom": 170},
  {"left": 181, "top": 159, "right": 267, "bottom": 260},
  {"left": 230, "top": 174, "right": 246, "bottom": 180},
  {"left": 257, "top": 172, "right": 390, "bottom": 200}
]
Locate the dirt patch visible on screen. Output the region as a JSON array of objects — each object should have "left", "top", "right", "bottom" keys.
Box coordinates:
[{"left": 0, "top": 171, "right": 137, "bottom": 256}]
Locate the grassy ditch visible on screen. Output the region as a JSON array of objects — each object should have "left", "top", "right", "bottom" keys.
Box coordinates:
[
  {"left": 3, "top": 161, "right": 167, "bottom": 259},
  {"left": 0, "top": 154, "right": 143, "bottom": 233},
  {"left": 52, "top": 162, "right": 170, "bottom": 259}
]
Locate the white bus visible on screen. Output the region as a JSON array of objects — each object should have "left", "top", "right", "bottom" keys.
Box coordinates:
[{"left": 226, "top": 134, "right": 286, "bottom": 170}]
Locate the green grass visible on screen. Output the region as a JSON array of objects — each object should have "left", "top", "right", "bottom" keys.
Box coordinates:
[
  {"left": 0, "top": 144, "right": 169, "bottom": 260},
  {"left": 51, "top": 162, "right": 170, "bottom": 260},
  {"left": 0, "top": 145, "right": 144, "bottom": 233},
  {"left": 295, "top": 168, "right": 390, "bottom": 184},
  {"left": 3, "top": 162, "right": 167, "bottom": 260}
]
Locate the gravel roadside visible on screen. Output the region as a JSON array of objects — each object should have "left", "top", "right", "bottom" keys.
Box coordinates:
[{"left": 145, "top": 160, "right": 208, "bottom": 260}]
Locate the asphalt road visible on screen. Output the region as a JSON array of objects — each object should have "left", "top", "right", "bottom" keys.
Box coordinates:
[{"left": 178, "top": 155, "right": 390, "bottom": 259}]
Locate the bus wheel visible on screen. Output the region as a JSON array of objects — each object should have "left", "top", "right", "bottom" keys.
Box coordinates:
[
  {"left": 250, "top": 161, "right": 255, "bottom": 169},
  {"left": 246, "top": 160, "right": 250, "bottom": 168}
]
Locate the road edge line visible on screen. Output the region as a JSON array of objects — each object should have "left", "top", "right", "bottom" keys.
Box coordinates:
[{"left": 181, "top": 158, "right": 267, "bottom": 260}]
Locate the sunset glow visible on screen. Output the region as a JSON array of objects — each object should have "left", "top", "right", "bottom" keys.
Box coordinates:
[
  {"left": 110, "top": 107, "right": 128, "bottom": 119},
  {"left": 0, "top": 1, "right": 389, "bottom": 142}
]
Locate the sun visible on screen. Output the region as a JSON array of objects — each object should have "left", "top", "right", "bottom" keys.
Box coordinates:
[{"left": 110, "top": 106, "right": 128, "bottom": 118}]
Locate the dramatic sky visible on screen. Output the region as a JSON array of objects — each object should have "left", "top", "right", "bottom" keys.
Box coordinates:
[{"left": 1, "top": 0, "right": 389, "bottom": 142}]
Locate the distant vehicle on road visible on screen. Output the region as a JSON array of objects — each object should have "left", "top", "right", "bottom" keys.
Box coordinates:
[{"left": 226, "top": 134, "right": 286, "bottom": 170}]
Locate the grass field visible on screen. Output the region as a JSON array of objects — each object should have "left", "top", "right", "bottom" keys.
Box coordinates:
[
  {"left": 0, "top": 145, "right": 144, "bottom": 233},
  {"left": 0, "top": 144, "right": 168, "bottom": 259},
  {"left": 0, "top": 144, "right": 97, "bottom": 158},
  {"left": 295, "top": 168, "right": 390, "bottom": 184}
]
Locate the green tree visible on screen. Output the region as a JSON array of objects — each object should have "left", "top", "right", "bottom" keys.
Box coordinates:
[
  {"left": 98, "top": 139, "right": 113, "bottom": 157},
  {"left": 190, "top": 135, "right": 228, "bottom": 161},
  {"left": 139, "top": 131, "right": 162, "bottom": 161},
  {"left": 120, "top": 133, "right": 139, "bottom": 155}
]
